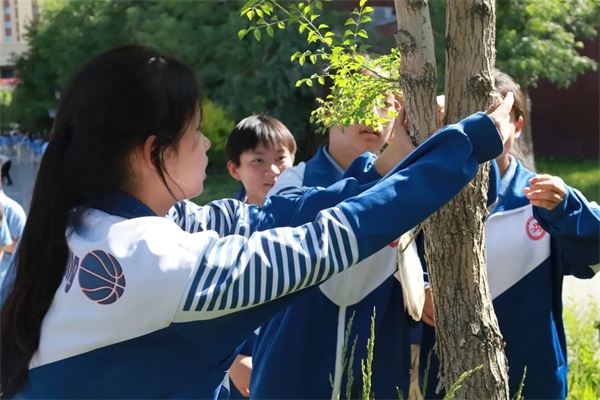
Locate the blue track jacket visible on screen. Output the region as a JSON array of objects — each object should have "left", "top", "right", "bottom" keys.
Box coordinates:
[
  {"left": 420, "top": 159, "right": 600, "bottom": 400},
  {"left": 11, "top": 112, "right": 502, "bottom": 399}
]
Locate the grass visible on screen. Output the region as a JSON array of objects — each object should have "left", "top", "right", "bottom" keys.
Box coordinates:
[
  {"left": 564, "top": 297, "right": 600, "bottom": 400},
  {"left": 535, "top": 158, "right": 600, "bottom": 203}
]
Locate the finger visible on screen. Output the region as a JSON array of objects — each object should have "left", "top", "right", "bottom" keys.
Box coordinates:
[
  {"left": 529, "top": 199, "right": 561, "bottom": 211},
  {"left": 527, "top": 182, "right": 567, "bottom": 198},
  {"left": 528, "top": 174, "right": 554, "bottom": 184},
  {"left": 422, "top": 312, "right": 435, "bottom": 327},
  {"left": 488, "top": 91, "right": 514, "bottom": 121},
  {"left": 525, "top": 189, "right": 564, "bottom": 204},
  {"left": 528, "top": 177, "right": 567, "bottom": 194}
]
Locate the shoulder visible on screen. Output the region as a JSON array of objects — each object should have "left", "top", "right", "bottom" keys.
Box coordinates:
[{"left": 269, "top": 163, "right": 307, "bottom": 197}]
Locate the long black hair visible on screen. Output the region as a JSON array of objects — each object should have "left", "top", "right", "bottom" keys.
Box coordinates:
[{"left": 0, "top": 45, "right": 201, "bottom": 398}]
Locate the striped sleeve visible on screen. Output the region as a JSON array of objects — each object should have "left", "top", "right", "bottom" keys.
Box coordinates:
[
  {"left": 167, "top": 199, "right": 258, "bottom": 238},
  {"left": 172, "top": 207, "right": 359, "bottom": 321}
]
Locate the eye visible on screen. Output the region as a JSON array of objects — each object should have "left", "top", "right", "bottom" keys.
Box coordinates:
[
  {"left": 252, "top": 158, "right": 264, "bottom": 164},
  {"left": 277, "top": 156, "right": 288, "bottom": 162}
]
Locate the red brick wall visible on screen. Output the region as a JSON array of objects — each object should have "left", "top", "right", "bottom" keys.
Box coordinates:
[{"left": 529, "top": 30, "right": 599, "bottom": 160}]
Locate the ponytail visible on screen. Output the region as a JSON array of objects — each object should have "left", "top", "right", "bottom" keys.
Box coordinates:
[
  {"left": 0, "top": 135, "right": 76, "bottom": 398},
  {"left": 0, "top": 44, "right": 202, "bottom": 398}
]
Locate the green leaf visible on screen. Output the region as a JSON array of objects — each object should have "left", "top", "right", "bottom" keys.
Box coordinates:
[
  {"left": 310, "top": 54, "right": 317, "bottom": 64},
  {"left": 318, "top": 24, "right": 329, "bottom": 30},
  {"left": 253, "top": 28, "right": 261, "bottom": 41},
  {"left": 318, "top": 76, "right": 325, "bottom": 85},
  {"left": 238, "top": 29, "right": 248, "bottom": 40},
  {"left": 363, "top": 6, "right": 374, "bottom": 13},
  {"left": 306, "top": 79, "right": 313, "bottom": 87},
  {"left": 359, "top": 0, "right": 367, "bottom": 8},
  {"left": 277, "top": 21, "right": 285, "bottom": 29},
  {"left": 360, "top": 16, "right": 372, "bottom": 24},
  {"left": 266, "top": 25, "right": 274, "bottom": 38},
  {"left": 256, "top": 8, "right": 263, "bottom": 18},
  {"left": 246, "top": 10, "right": 254, "bottom": 20},
  {"left": 315, "top": 1, "right": 323, "bottom": 10},
  {"left": 357, "top": 29, "right": 368, "bottom": 38},
  {"left": 345, "top": 18, "right": 356, "bottom": 26}
]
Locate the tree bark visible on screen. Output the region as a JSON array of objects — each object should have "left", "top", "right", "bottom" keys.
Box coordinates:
[
  {"left": 395, "top": 0, "right": 510, "bottom": 399},
  {"left": 394, "top": 0, "right": 439, "bottom": 144}
]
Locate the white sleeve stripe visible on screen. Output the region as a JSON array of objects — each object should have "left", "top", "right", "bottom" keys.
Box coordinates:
[
  {"left": 181, "top": 207, "right": 359, "bottom": 315},
  {"left": 209, "top": 240, "right": 239, "bottom": 311},
  {"left": 332, "top": 208, "right": 359, "bottom": 265},
  {"left": 266, "top": 235, "right": 279, "bottom": 301}
]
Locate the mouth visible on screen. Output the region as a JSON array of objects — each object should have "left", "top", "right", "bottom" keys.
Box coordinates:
[{"left": 360, "top": 130, "right": 381, "bottom": 136}]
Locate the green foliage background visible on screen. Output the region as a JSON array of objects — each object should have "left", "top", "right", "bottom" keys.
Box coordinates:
[{"left": 2, "top": 0, "right": 597, "bottom": 165}]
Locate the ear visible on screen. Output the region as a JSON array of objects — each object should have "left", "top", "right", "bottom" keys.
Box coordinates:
[
  {"left": 514, "top": 116, "right": 524, "bottom": 139},
  {"left": 129, "top": 135, "right": 157, "bottom": 177},
  {"left": 227, "top": 160, "right": 242, "bottom": 182}
]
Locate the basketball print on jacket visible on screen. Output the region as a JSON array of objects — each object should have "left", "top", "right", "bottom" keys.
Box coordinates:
[{"left": 76, "top": 250, "right": 126, "bottom": 304}]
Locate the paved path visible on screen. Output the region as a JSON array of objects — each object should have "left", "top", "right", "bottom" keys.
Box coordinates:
[{"left": 2, "top": 151, "right": 599, "bottom": 313}]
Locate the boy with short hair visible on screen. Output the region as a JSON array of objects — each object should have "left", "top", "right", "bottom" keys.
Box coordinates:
[
  {"left": 224, "top": 114, "right": 297, "bottom": 398},
  {"left": 226, "top": 115, "right": 297, "bottom": 206}
]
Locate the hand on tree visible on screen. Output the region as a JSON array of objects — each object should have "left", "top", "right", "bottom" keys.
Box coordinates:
[
  {"left": 486, "top": 91, "right": 514, "bottom": 145},
  {"left": 523, "top": 174, "right": 567, "bottom": 210},
  {"left": 422, "top": 284, "right": 435, "bottom": 327}
]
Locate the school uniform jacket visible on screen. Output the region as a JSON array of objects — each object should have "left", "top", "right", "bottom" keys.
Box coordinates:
[
  {"left": 13, "top": 112, "right": 503, "bottom": 399},
  {"left": 250, "top": 112, "right": 505, "bottom": 400},
  {"left": 420, "top": 159, "right": 600, "bottom": 400}
]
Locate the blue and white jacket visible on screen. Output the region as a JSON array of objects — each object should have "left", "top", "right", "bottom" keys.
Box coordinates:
[
  {"left": 420, "top": 159, "right": 600, "bottom": 400},
  {"left": 250, "top": 113, "right": 503, "bottom": 400},
  {"left": 12, "top": 112, "right": 502, "bottom": 399}
]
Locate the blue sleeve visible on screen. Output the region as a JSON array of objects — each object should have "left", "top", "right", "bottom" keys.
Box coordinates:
[
  {"left": 6, "top": 204, "right": 26, "bottom": 240},
  {"left": 0, "top": 218, "right": 12, "bottom": 247},
  {"left": 338, "top": 112, "right": 503, "bottom": 262},
  {"left": 533, "top": 187, "right": 600, "bottom": 278},
  {"left": 342, "top": 152, "right": 382, "bottom": 185},
  {"left": 239, "top": 331, "right": 258, "bottom": 356},
  {"left": 167, "top": 197, "right": 300, "bottom": 237}
]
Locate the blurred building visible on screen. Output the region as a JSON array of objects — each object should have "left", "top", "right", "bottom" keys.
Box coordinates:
[{"left": 1, "top": 0, "right": 39, "bottom": 79}]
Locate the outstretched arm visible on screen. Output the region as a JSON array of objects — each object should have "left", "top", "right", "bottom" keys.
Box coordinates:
[{"left": 527, "top": 175, "right": 600, "bottom": 278}]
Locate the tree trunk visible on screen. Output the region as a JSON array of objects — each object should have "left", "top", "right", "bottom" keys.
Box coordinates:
[
  {"left": 393, "top": 0, "right": 438, "bottom": 145},
  {"left": 395, "top": 0, "right": 510, "bottom": 399}
]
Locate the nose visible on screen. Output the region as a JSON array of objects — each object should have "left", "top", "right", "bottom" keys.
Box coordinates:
[
  {"left": 268, "top": 163, "right": 281, "bottom": 177},
  {"left": 203, "top": 135, "right": 211, "bottom": 151}
]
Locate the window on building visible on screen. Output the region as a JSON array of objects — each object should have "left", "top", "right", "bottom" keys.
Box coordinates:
[
  {"left": 4, "top": 34, "right": 12, "bottom": 41},
  {"left": 4, "top": 21, "right": 11, "bottom": 29},
  {"left": 3, "top": 7, "right": 9, "bottom": 15}
]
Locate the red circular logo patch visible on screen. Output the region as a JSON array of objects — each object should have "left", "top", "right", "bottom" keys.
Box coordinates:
[{"left": 526, "top": 216, "right": 546, "bottom": 241}]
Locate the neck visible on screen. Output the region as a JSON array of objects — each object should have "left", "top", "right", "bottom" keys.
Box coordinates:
[
  {"left": 327, "top": 144, "right": 358, "bottom": 171},
  {"left": 246, "top": 194, "right": 264, "bottom": 207},
  {"left": 120, "top": 183, "right": 173, "bottom": 217},
  {"left": 496, "top": 155, "right": 511, "bottom": 178}
]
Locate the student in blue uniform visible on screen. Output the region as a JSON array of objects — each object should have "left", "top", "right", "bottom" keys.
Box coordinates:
[
  {"left": 419, "top": 70, "right": 600, "bottom": 400},
  {"left": 0, "top": 45, "right": 513, "bottom": 399},
  {"left": 250, "top": 80, "right": 440, "bottom": 398},
  {"left": 227, "top": 115, "right": 296, "bottom": 207},
  {"left": 225, "top": 114, "right": 297, "bottom": 398}
]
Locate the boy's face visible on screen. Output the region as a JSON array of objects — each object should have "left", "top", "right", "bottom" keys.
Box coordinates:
[
  {"left": 328, "top": 93, "right": 396, "bottom": 157},
  {"left": 227, "top": 143, "right": 294, "bottom": 206}
]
